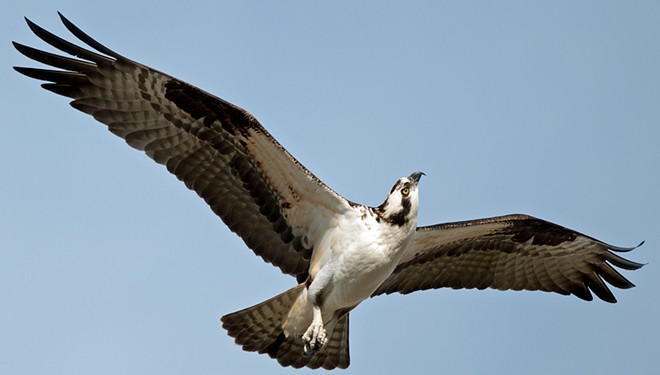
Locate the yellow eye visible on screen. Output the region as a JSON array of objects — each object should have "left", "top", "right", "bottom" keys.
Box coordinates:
[{"left": 401, "top": 188, "right": 410, "bottom": 196}]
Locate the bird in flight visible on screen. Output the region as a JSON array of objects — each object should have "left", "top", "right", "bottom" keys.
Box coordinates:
[{"left": 14, "top": 13, "right": 644, "bottom": 370}]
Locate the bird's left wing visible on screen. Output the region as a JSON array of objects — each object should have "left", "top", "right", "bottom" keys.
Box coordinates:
[
  {"left": 13, "top": 14, "right": 352, "bottom": 280},
  {"left": 374, "top": 214, "right": 644, "bottom": 302}
]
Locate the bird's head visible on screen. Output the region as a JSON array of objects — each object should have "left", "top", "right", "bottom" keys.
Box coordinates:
[{"left": 376, "top": 171, "right": 424, "bottom": 227}]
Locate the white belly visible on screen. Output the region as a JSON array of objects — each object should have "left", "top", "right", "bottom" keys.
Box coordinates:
[
  {"left": 282, "top": 206, "right": 416, "bottom": 336},
  {"left": 327, "top": 243, "right": 399, "bottom": 308},
  {"left": 309, "top": 208, "right": 415, "bottom": 314}
]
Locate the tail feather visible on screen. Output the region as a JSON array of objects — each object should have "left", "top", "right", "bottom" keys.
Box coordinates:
[
  {"left": 221, "top": 284, "right": 350, "bottom": 369},
  {"left": 325, "top": 313, "right": 350, "bottom": 368},
  {"left": 222, "top": 285, "right": 304, "bottom": 353},
  {"left": 267, "top": 313, "right": 350, "bottom": 369}
]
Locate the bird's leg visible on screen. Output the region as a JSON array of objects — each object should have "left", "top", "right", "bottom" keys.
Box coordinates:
[{"left": 302, "top": 303, "right": 327, "bottom": 356}]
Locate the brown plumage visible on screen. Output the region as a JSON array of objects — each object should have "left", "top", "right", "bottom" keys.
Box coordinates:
[
  {"left": 13, "top": 13, "right": 325, "bottom": 281},
  {"left": 14, "top": 13, "right": 644, "bottom": 370},
  {"left": 221, "top": 285, "right": 350, "bottom": 369},
  {"left": 375, "top": 214, "right": 643, "bottom": 303}
]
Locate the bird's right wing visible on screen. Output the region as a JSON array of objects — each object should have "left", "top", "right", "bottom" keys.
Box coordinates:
[
  {"left": 374, "top": 214, "right": 644, "bottom": 302},
  {"left": 14, "top": 14, "right": 353, "bottom": 280}
]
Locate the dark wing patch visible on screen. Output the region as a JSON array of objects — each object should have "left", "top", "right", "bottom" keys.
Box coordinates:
[
  {"left": 374, "top": 214, "right": 644, "bottom": 303},
  {"left": 506, "top": 217, "right": 578, "bottom": 246},
  {"left": 14, "top": 14, "right": 349, "bottom": 280}
]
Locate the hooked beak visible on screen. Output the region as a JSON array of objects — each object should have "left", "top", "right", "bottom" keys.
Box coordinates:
[{"left": 408, "top": 171, "right": 425, "bottom": 186}]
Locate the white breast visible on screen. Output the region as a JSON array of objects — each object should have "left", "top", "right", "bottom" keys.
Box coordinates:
[{"left": 309, "top": 206, "right": 417, "bottom": 313}]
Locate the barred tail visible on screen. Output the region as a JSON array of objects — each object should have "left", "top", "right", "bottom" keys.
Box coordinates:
[{"left": 221, "top": 284, "right": 350, "bottom": 369}]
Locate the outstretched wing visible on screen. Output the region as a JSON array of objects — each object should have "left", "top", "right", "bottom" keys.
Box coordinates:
[
  {"left": 14, "top": 13, "right": 352, "bottom": 280},
  {"left": 374, "top": 214, "right": 644, "bottom": 302}
]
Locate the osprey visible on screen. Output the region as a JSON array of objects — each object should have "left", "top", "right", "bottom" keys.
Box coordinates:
[{"left": 14, "top": 13, "right": 644, "bottom": 370}]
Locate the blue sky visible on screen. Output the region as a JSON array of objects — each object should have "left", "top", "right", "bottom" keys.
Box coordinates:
[{"left": 1, "top": 1, "right": 658, "bottom": 374}]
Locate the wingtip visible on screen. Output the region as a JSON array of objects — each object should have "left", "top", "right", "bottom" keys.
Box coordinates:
[
  {"left": 23, "top": 15, "right": 51, "bottom": 39},
  {"left": 12, "top": 66, "right": 24, "bottom": 75},
  {"left": 54, "top": 11, "right": 121, "bottom": 58},
  {"left": 23, "top": 16, "right": 37, "bottom": 30},
  {"left": 12, "top": 41, "right": 35, "bottom": 57},
  {"left": 58, "top": 12, "right": 77, "bottom": 34},
  {"left": 12, "top": 66, "right": 28, "bottom": 75},
  {"left": 608, "top": 240, "right": 645, "bottom": 253},
  {"left": 57, "top": 11, "right": 72, "bottom": 28}
]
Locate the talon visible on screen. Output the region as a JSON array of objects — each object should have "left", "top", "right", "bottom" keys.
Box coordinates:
[
  {"left": 302, "top": 322, "right": 327, "bottom": 356},
  {"left": 303, "top": 341, "right": 314, "bottom": 356}
]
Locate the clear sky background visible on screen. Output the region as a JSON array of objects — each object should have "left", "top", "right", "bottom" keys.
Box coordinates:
[{"left": 1, "top": 1, "right": 658, "bottom": 374}]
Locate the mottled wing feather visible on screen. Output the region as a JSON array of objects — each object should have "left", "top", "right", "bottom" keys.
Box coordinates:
[
  {"left": 374, "top": 214, "right": 643, "bottom": 302},
  {"left": 14, "top": 14, "right": 351, "bottom": 279}
]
